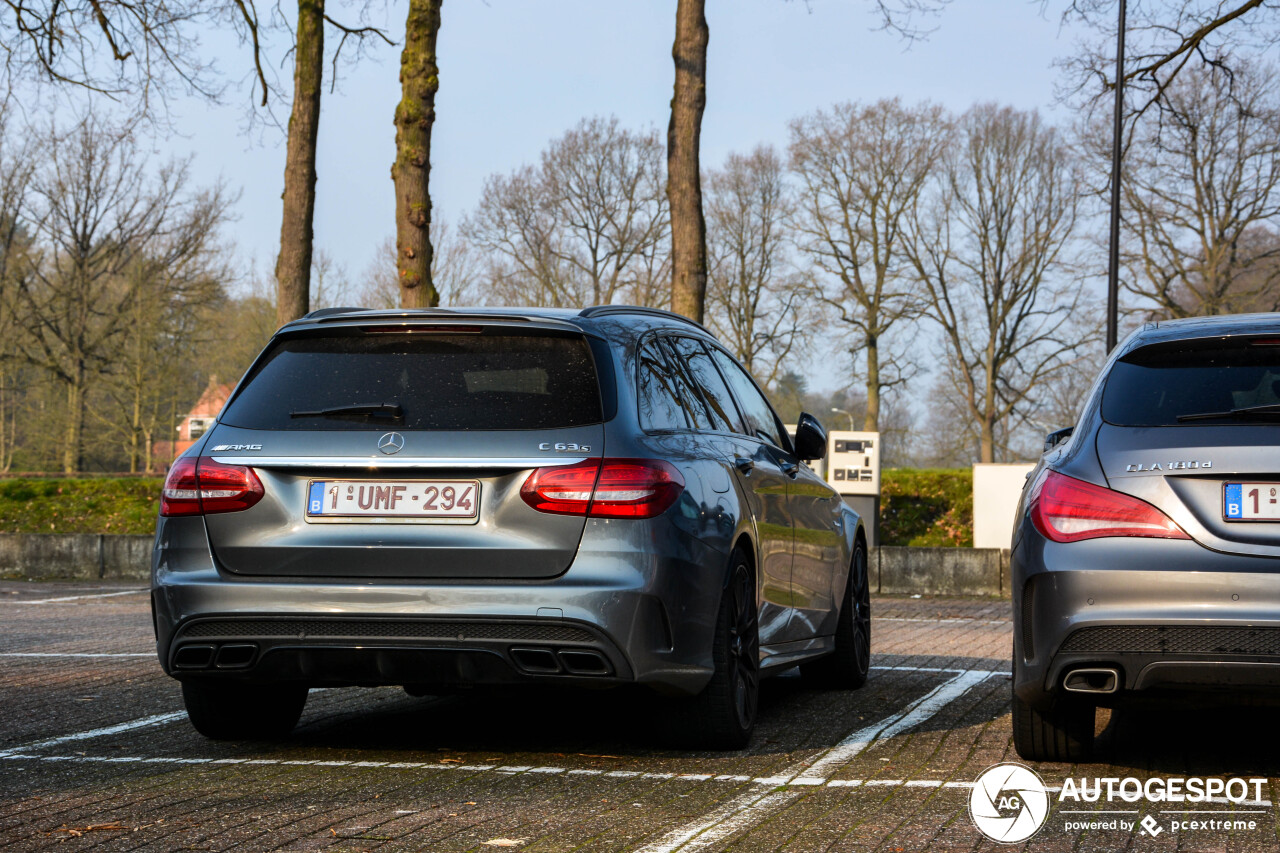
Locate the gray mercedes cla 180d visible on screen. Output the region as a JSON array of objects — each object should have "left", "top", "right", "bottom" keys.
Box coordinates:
[
  {"left": 152, "top": 306, "right": 869, "bottom": 748},
  {"left": 1013, "top": 313, "right": 1280, "bottom": 760}
]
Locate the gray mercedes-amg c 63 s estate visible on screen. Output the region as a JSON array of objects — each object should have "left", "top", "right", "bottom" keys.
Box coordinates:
[
  {"left": 1013, "top": 313, "right": 1280, "bottom": 761},
  {"left": 152, "top": 306, "right": 869, "bottom": 748}
]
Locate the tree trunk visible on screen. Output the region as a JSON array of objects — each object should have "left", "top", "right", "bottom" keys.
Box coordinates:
[
  {"left": 63, "top": 364, "right": 85, "bottom": 474},
  {"left": 392, "top": 0, "right": 443, "bottom": 309},
  {"left": 864, "top": 333, "right": 880, "bottom": 432},
  {"left": 274, "top": 0, "right": 326, "bottom": 326},
  {"left": 979, "top": 415, "right": 996, "bottom": 464},
  {"left": 667, "top": 0, "right": 708, "bottom": 322}
]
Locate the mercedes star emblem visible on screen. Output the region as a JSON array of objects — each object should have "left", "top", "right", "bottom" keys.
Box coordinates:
[{"left": 377, "top": 432, "right": 405, "bottom": 455}]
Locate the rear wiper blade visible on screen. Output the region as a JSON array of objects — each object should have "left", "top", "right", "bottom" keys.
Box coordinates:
[
  {"left": 1177, "top": 403, "right": 1280, "bottom": 422},
  {"left": 290, "top": 402, "right": 403, "bottom": 419}
]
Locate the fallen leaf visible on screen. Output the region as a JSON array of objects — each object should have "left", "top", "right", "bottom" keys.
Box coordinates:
[
  {"left": 439, "top": 758, "right": 462, "bottom": 763},
  {"left": 482, "top": 840, "right": 525, "bottom": 848}
]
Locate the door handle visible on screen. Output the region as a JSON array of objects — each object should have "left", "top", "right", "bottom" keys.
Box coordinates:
[
  {"left": 734, "top": 457, "right": 755, "bottom": 474},
  {"left": 781, "top": 461, "right": 800, "bottom": 478}
]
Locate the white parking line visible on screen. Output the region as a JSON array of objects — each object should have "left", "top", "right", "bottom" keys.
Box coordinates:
[
  {"left": 0, "top": 749, "right": 1272, "bottom": 812},
  {"left": 3, "top": 589, "right": 147, "bottom": 605},
  {"left": 794, "top": 669, "right": 994, "bottom": 783},
  {"left": 634, "top": 668, "right": 1000, "bottom": 853},
  {"left": 878, "top": 617, "right": 1011, "bottom": 626},
  {"left": 0, "top": 711, "right": 186, "bottom": 759},
  {"left": 0, "top": 653, "right": 152, "bottom": 658}
]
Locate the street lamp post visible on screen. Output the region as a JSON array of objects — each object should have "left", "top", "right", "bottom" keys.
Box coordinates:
[
  {"left": 1106, "top": 0, "right": 1127, "bottom": 352},
  {"left": 830, "top": 407, "right": 855, "bottom": 431}
]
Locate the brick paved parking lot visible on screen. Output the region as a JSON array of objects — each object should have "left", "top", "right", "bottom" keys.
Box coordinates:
[{"left": 3, "top": 582, "right": 1280, "bottom": 851}]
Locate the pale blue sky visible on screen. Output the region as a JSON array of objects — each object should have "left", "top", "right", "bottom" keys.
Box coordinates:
[
  {"left": 170, "top": 0, "right": 1084, "bottom": 285},
  {"left": 156, "top": 0, "right": 1089, "bottom": 395}
]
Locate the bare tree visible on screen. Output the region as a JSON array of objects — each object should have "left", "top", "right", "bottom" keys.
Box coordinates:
[
  {"left": 1060, "top": 0, "right": 1280, "bottom": 116},
  {"left": 906, "top": 104, "right": 1085, "bottom": 464},
  {"left": 1087, "top": 61, "right": 1280, "bottom": 316},
  {"left": 0, "top": 108, "right": 34, "bottom": 471},
  {"left": 465, "top": 117, "right": 669, "bottom": 309},
  {"left": 663, "top": 1, "right": 951, "bottom": 325},
  {"left": 9, "top": 117, "right": 232, "bottom": 472},
  {"left": 358, "top": 218, "right": 476, "bottom": 309},
  {"left": 667, "top": 0, "right": 709, "bottom": 323},
  {"left": 704, "top": 146, "right": 807, "bottom": 386},
  {"left": 392, "top": 0, "right": 443, "bottom": 309},
  {"left": 0, "top": 1, "right": 289, "bottom": 120},
  {"left": 274, "top": 0, "right": 326, "bottom": 326},
  {"left": 789, "top": 99, "right": 948, "bottom": 432},
  {"left": 99, "top": 251, "right": 225, "bottom": 472},
  {"left": 274, "top": 2, "right": 393, "bottom": 325}
]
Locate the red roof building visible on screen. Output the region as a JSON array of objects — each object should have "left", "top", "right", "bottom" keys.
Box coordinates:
[{"left": 152, "top": 376, "right": 235, "bottom": 470}]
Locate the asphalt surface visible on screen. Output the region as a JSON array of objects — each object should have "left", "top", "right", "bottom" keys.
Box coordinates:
[{"left": 2, "top": 581, "right": 1279, "bottom": 851}]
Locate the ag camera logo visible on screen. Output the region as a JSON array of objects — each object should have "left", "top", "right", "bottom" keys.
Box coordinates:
[{"left": 970, "top": 763, "right": 1050, "bottom": 843}]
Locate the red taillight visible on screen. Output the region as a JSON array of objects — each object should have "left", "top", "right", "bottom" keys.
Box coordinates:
[
  {"left": 1030, "top": 470, "right": 1190, "bottom": 543},
  {"left": 160, "top": 457, "right": 264, "bottom": 517},
  {"left": 520, "top": 458, "right": 685, "bottom": 519}
]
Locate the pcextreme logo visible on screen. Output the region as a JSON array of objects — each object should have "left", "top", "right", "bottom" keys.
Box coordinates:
[{"left": 969, "top": 763, "right": 1050, "bottom": 843}]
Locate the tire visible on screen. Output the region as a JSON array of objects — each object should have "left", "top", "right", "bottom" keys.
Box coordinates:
[
  {"left": 182, "top": 680, "right": 308, "bottom": 740},
  {"left": 1011, "top": 682, "right": 1094, "bottom": 762},
  {"left": 801, "top": 539, "right": 871, "bottom": 689},
  {"left": 668, "top": 549, "right": 760, "bottom": 750}
]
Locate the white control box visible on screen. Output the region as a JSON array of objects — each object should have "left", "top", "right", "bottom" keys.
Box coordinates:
[{"left": 826, "top": 431, "right": 880, "bottom": 496}]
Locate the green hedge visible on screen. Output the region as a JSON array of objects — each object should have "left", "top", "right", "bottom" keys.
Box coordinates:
[
  {"left": 0, "top": 478, "right": 163, "bottom": 535},
  {"left": 0, "top": 469, "right": 975, "bottom": 544},
  {"left": 880, "top": 468, "right": 973, "bottom": 547}
]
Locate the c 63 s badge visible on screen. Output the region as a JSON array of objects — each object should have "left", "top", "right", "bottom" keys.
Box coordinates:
[
  {"left": 211, "top": 444, "right": 263, "bottom": 452},
  {"left": 539, "top": 442, "right": 591, "bottom": 452}
]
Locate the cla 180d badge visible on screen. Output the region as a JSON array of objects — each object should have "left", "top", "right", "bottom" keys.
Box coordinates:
[
  {"left": 377, "top": 432, "right": 405, "bottom": 455},
  {"left": 1125, "top": 460, "right": 1212, "bottom": 473}
]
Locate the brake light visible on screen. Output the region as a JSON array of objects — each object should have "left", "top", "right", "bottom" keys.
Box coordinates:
[
  {"left": 520, "top": 458, "right": 685, "bottom": 519},
  {"left": 1030, "top": 470, "right": 1189, "bottom": 543},
  {"left": 160, "top": 457, "right": 264, "bottom": 517}
]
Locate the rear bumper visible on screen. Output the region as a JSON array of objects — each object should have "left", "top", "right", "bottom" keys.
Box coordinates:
[
  {"left": 1013, "top": 532, "right": 1280, "bottom": 708},
  {"left": 152, "top": 516, "right": 725, "bottom": 695},
  {"left": 163, "top": 614, "right": 632, "bottom": 687}
]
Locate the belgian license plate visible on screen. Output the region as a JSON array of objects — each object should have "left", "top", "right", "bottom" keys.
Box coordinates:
[
  {"left": 1224, "top": 483, "right": 1280, "bottom": 521},
  {"left": 307, "top": 480, "right": 480, "bottom": 521}
]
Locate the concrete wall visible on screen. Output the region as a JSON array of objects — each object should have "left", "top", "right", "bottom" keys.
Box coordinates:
[
  {"left": 0, "top": 534, "right": 153, "bottom": 582},
  {"left": 874, "top": 546, "right": 1010, "bottom": 597},
  {"left": 0, "top": 534, "right": 1012, "bottom": 597}
]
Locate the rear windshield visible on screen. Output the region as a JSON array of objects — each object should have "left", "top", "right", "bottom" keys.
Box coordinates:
[
  {"left": 1103, "top": 338, "right": 1280, "bottom": 426},
  {"left": 220, "top": 331, "right": 603, "bottom": 430}
]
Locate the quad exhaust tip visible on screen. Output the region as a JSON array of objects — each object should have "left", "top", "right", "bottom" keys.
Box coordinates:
[{"left": 1063, "top": 667, "right": 1120, "bottom": 694}]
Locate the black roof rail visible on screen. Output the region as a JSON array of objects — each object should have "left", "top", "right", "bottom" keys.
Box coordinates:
[{"left": 577, "top": 305, "right": 711, "bottom": 334}]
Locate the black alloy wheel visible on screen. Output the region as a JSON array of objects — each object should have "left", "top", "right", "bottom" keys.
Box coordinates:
[
  {"left": 668, "top": 548, "right": 760, "bottom": 749},
  {"left": 802, "top": 539, "right": 871, "bottom": 689}
]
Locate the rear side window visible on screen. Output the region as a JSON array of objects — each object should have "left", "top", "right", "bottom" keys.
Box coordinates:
[
  {"left": 710, "top": 348, "right": 789, "bottom": 449},
  {"left": 1103, "top": 338, "right": 1280, "bottom": 426},
  {"left": 637, "top": 339, "right": 688, "bottom": 431},
  {"left": 220, "top": 332, "right": 602, "bottom": 430},
  {"left": 668, "top": 336, "right": 741, "bottom": 433}
]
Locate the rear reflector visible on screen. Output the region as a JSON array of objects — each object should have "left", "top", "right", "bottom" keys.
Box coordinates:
[
  {"left": 161, "top": 457, "right": 265, "bottom": 517},
  {"left": 521, "top": 458, "right": 684, "bottom": 519},
  {"left": 1030, "top": 470, "right": 1189, "bottom": 543}
]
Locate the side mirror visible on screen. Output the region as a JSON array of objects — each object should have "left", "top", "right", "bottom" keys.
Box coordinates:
[
  {"left": 1044, "top": 426, "right": 1074, "bottom": 453},
  {"left": 794, "top": 412, "right": 828, "bottom": 461}
]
